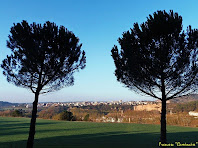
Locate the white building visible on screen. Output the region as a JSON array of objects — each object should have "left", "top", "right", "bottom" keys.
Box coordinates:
[{"left": 189, "top": 111, "right": 198, "bottom": 117}]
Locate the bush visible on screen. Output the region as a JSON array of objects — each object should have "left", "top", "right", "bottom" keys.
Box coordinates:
[
  {"left": 84, "top": 114, "right": 90, "bottom": 121},
  {"left": 59, "top": 111, "right": 73, "bottom": 121},
  {"left": 12, "top": 110, "right": 23, "bottom": 117}
]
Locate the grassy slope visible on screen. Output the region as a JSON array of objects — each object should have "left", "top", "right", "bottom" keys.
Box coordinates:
[{"left": 0, "top": 117, "right": 198, "bottom": 148}]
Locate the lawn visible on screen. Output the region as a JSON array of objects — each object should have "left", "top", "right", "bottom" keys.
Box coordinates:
[{"left": 0, "top": 117, "right": 198, "bottom": 148}]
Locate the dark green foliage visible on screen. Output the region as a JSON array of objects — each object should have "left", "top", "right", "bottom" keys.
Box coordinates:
[
  {"left": 1, "top": 20, "right": 86, "bottom": 94},
  {"left": 84, "top": 114, "right": 90, "bottom": 121},
  {"left": 1, "top": 20, "right": 86, "bottom": 148},
  {"left": 59, "top": 111, "right": 73, "bottom": 121},
  {"left": 111, "top": 10, "right": 198, "bottom": 99},
  {"left": 11, "top": 110, "right": 23, "bottom": 117},
  {"left": 111, "top": 10, "right": 198, "bottom": 144}
]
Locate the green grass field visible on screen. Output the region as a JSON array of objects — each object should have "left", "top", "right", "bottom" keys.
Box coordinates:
[{"left": 0, "top": 117, "right": 198, "bottom": 148}]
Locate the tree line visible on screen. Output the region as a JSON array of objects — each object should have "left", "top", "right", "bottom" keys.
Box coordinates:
[{"left": 173, "top": 101, "right": 198, "bottom": 113}]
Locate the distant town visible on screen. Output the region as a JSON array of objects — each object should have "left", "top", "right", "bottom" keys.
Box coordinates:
[
  {"left": 22, "top": 100, "right": 161, "bottom": 111},
  {"left": 1, "top": 94, "right": 198, "bottom": 127}
]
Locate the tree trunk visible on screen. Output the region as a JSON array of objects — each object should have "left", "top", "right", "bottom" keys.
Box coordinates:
[
  {"left": 160, "top": 91, "right": 167, "bottom": 146},
  {"left": 160, "top": 70, "right": 167, "bottom": 147},
  {"left": 27, "top": 92, "right": 39, "bottom": 148}
]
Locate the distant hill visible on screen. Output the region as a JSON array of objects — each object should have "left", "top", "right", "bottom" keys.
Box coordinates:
[
  {"left": 0, "top": 101, "right": 17, "bottom": 108},
  {"left": 170, "top": 94, "right": 198, "bottom": 103}
]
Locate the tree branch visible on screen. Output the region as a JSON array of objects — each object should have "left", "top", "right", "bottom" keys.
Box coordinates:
[
  {"left": 132, "top": 82, "right": 161, "bottom": 100},
  {"left": 166, "top": 75, "right": 197, "bottom": 100}
]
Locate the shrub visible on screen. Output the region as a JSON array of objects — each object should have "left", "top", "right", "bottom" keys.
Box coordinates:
[{"left": 84, "top": 114, "right": 90, "bottom": 121}]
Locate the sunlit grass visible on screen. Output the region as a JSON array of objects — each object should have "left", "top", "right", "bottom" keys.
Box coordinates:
[{"left": 0, "top": 117, "right": 198, "bottom": 148}]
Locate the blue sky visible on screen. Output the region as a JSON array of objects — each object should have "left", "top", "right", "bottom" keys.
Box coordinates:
[{"left": 0, "top": 0, "right": 198, "bottom": 103}]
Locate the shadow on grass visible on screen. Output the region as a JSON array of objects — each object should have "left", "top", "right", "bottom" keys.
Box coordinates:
[
  {"left": 0, "top": 123, "right": 102, "bottom": 137},
  {"left": 0, "top": 120, "right": 22, "bottom": 123},
  {"left": 1, "top": 118, "right": 198, "bottom": 148},
  {"left": 1, "top": 131, "right": 198, "bottom": 148},
  {"left": 0, "top": 120, "right": 59, "bottom": 129},
  {"left": 0, "top": 122, "right": 59, "bottom": 136}
]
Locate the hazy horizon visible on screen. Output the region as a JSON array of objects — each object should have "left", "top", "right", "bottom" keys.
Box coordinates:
[{"left": 1, "top": 97, "right": 157, "bottom": 104}]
